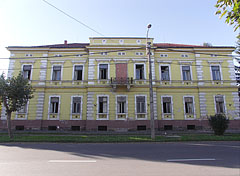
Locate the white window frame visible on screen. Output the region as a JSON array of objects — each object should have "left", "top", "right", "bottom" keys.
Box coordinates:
[
  {"left": 15, "top": 101, "right": 29, "bottom": 120},
  {"left": 161, "top": 96, "right": 174, "bottom": 120},
  {"left": 72, "top": 64, "right": 84, "bottom": 81},
  {"left": 159, "top": 64, "right": 171, "bottom": 82},
  {"left": 25, "top": 54, "right": 33, "bottom": 57},
  {"left": 118, "top": 52, "right": 126, "bottom": 56},
  {"left": 115, "top": 95, "right": 128, "bottom": 120},
  {"left": 119, "top": 39, "right": 124, "bottom": 44},
  {"left": 134, "top": 63, "right": 146, "bottom": 80},
  {"left": 160, "top": 54, "right": 168, "bottom": 57},
  {"left": 181, "top": 54, "right": 189, "bottom": 58},
  {"left": 183, "top": 95, "right": 196, "bottom": 120},
  {"left": 21, "top": 64, "right": 33, "bottom": 80},
  {"left": 180, "top": 65, "right": 193, "bottom": 82},
  {"left": 214, "top": 95, "right": 227, "bottom": 115},
  {"left": 97, "top": 95, "right": 109, "bottom": 120},
  {"left": 70, "top": 95, "right": 83, "bottom": 120},
  {"left": 135, "top": 94, "right": 147, "bottom": 120},
  {"left": 210, "top": 64, "right": 223, "bottom": 82},
  {"left": 136, "top": 52, "right": 144, "bottom": 56},
  {"left": 51, "top": 64, "right": 63, "bottom": 82},
  {"left": 48, "top": 95, "right": 61, "bottom": 120},
  {"left": 97, "top": 63, "right": 110, "bottom": 80}
]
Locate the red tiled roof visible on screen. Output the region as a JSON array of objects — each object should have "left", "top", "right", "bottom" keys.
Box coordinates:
[
  {"left": 8, "top": 43, "right": 89, "bottom": 48},
  {"left": 154, "top": 43, "right": 206, "bottom": 48},
  {"left": 154, "top": 43, "right": 234, "bottom": 48}
]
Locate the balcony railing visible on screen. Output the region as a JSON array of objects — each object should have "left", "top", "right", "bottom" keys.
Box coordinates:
[{"left": 110, "top": 77, "right": 133, "bottom": 91}]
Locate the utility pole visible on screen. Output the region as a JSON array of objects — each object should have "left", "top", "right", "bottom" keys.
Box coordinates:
[{"left": 146, "top": 24, "right": 155, "bottom": 139}]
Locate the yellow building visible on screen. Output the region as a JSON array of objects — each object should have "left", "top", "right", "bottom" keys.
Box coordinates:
[{"left": 1, "top": 37, "right": 239, "bottom": 131}]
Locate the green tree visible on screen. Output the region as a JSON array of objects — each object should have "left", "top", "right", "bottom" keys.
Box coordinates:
[
  {"left": 215, "top": 0, "right": 240, "bottom": 33},
  {"left": 0, "top": 73, "right": 34, "bottom": 138},
  {"left": 208, "top": 114, "right": 229, "bottom": 135}
]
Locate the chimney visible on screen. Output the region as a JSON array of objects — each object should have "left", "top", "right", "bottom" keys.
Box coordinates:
[{"left": 64, "top": 40, "right": 67, "bottom": 45}]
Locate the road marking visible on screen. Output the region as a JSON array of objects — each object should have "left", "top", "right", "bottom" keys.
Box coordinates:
[
  {"left": 48, "top": 160, "right": 97, "bottom": 163},
  {"left": 167, "top": 158, "right": 216, "bottom": 162}
]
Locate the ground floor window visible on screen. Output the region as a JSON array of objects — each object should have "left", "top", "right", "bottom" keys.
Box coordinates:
[
  {"left": 184, "top": 97, "right": 194, "bottom": 114},
  {"left": 215, "top": 95, "right": 225, "bottom": 114},
  {"left": 50, "top": 97, "right": 59, "bottom": 113}
]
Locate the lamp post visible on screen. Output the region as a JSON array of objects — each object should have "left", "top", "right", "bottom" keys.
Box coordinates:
[{"left": 146, "top": 24, "right": 155, "bottom": 139}]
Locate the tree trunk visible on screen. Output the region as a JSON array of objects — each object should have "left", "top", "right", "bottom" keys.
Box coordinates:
[{"left": 6, "top": 111, "right": 13, "bottom": 139}]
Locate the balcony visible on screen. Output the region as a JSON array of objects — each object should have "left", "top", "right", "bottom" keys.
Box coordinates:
[{"left": 110, "top": 77, "right": 133, "bottom": 91}]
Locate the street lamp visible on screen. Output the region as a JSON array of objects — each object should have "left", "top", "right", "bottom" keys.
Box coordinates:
[{"left": 146, "top": 24, "right": 155, "bottom": 139}]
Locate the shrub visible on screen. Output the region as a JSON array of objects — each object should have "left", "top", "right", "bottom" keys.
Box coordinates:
[{"left": 208, "top": 114, "right": 229, "bottom": 135}]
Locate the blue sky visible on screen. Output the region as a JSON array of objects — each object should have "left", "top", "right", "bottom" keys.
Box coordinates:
[{"left": 0, "top": 0, "right": 239, "bottom": 74}]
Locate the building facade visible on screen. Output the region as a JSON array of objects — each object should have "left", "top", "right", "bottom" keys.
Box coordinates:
[{"left": 1, "top": 37, "right": 239, "bottom": 131}]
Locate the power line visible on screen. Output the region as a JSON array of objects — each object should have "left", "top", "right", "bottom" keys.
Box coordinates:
[{"left": 42, "top": 0, "right": 104, "bottom": 36}]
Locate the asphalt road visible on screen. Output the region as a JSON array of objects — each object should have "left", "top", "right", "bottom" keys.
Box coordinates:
[{"left": 0, "top": 141, "right": 239, "bottom": 176}]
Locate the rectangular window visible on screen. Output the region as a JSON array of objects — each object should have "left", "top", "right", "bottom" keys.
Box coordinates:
[
  {"left": 98, "top": 96, "right": 108, "bottom": 113},
  {"left": 184, "top": 97, "right": 194, "bottom": 114},
  {"left": 23, "top": 65, "right": 32, "bottom": 79},
  {"left": 52, "top": 66, "right": 61, "bottom": 81},
  {"left": 182, "top": 66, "right": 191, "bottom": 81},
  {"left": 99, "top": 64, "right": 108, "bottom": 80},
  {"left": 162, "top": 97, "right": 172, "bottom": 113},
  {"left": 215, "top": 95, "right": 225, "bottom": 114},
  {"left": 211, "top": 66, "right": 221, "bottom": 81},
  {"left": 72, "top": 97, "right": 81, "bottom": 113},
  {"left": 161, "top": 66, "right": 170, "bottom": 81},
  {"left": 136, "top": 64, "right": 144, "bottom": 80},
  {"left": 50, "top": 97, "right": 59, "bottom": 113},
  {"left": 18, "top": 104, "right": 27, "bottom": 113},
  {"left": 117, "top": 96, "right": 126, "bottom": 113},
  {"left": 136, "top": 96, "right": 146, "bottom": 113},
  {"left": 74, "top": 65, "right": 83, "bottom": 81}
]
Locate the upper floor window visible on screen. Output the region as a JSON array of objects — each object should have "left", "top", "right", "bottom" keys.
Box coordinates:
[
  {"left": 74, "top": 65, "right": 83, "bottom": 81},
  {"left": 162, "top": 97, "right": 172, "bottom": 114},
  {"left": 181, "top": 54, "right": 188, "bottom": 57},
  {"left": 215, "top": 95, "right": 225, "bottom": 114},
  {"left": 135, "top": 64, "right": 145, "bottom": 80},
  {"left": 184, "top": 97, "right": 194, "bottom": 114},
  {"left": 99, "top": 64, "right": 108, "bottom": 80},
  {"left": 50, "top": 97, "right": 59, "bottom": 113},
  {"left": 18, "top": 104, "right": 28, "bottom": 114},
  {"left": 211, "top": 65, "right": 221, "bottom": 81},
  {"left": 52, "top": 66, "right": 62, "bottom": 81},
  {"left": 54, "top": 54, "right": 62, "bottom": 57},
  {"left": 22, "top": 65, "right": 32, "bottom": 80},
  {"left": 160, "top": 54, "right": 168, "bottom": 57},
  {"left": 136, "top": 52, "right": 144, "bottom": 56},
  {"left": 72, "top": 97, "right": 81, "bottom": 114},
  {"left": 118, "top": 52, "right": 126, "bottom": 56},
  {"left": 136, "top": 40, "right": 141, "bottom": 44},
  {"left": 136, "top": 96, "right": 146, "bottom": 113},
  {"left": 117, "top": 96, "right": 127, "bottom": 114},
  {"left": 182, "top": 66, "right": 191, "bottom": 81},
  {"left": 98, "top": 96, "right": 108, "bottom": 113},
  {"left": 25, "top": 54, "right": 32, "bottom": 57},
  {"left": 101, "top": 52, "right": 108, "bottom": 56},
  {"left": 160, "top": 66, "right": 170, "bottom": 81}
]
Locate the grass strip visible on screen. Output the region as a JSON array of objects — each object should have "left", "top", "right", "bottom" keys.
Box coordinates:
[{"left": 0, "top": 134, "right": 239, "bottom": 143}]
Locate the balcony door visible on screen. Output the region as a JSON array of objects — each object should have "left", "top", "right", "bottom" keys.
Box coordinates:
[{"left": 116, "top": 63, "right": 128, "bottom": 83}]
